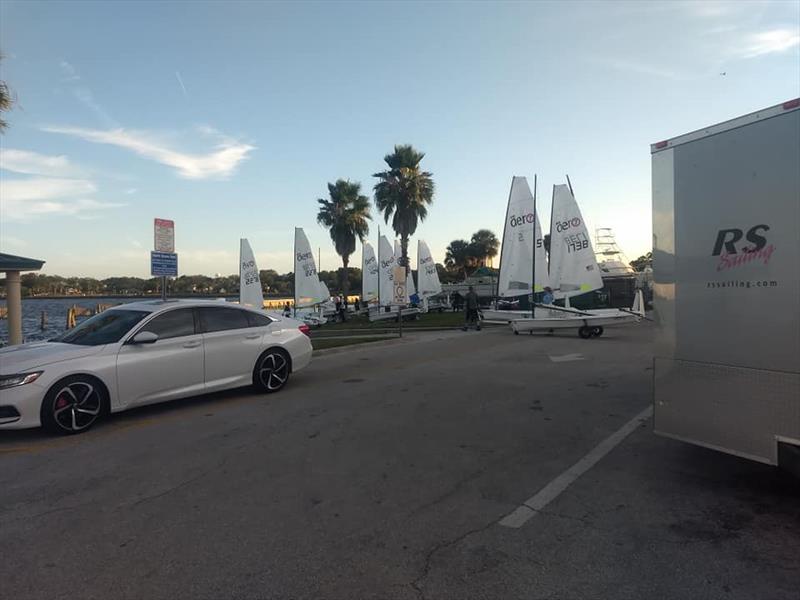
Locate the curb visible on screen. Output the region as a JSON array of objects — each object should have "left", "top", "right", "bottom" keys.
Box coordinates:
[{"left": 312, "top": 336, "right": 414, "bottom": 357}]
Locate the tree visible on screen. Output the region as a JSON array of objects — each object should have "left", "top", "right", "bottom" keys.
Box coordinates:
[
  {"left": 0, "top": 54, "right": 13, "bottom": 132},
  {"left": 373, "top": 144, "right": 435, "bottom": 279},
  {"left": 630, "top": 252, "right": 653, "bottom": 272},
  {"left": 316, "top": 179, "right": 371, "bottom": 299},
  {"left": 445, "top": 239, "right": 471, "bottom": 279},
  {"left": 469, "top": 229, "right": 500, "bottom": 267}
]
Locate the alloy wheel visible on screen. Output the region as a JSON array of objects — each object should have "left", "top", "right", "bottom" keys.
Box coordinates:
[
  {"left": 52, "top": 381, "right": 102, "bottom": 433},
  {"left": 258, "top": 352, "right": 290, "bottom": 392}
]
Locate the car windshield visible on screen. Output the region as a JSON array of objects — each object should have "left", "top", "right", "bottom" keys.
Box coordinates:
[{"left": 51, "top": 310, "right": 149, "bottom": 346}]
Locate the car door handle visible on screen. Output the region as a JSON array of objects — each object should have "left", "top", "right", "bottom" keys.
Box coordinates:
[
  {"left": 183, "top": 341, "right": 202, "bottom": 348},
  {"left": 244, "top": 333, "right": 261, "bottom": 340}
]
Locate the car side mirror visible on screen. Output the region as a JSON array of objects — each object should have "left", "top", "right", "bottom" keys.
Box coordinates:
[{"left": 130, "top": 331, "right": 159, "bottom": 345}]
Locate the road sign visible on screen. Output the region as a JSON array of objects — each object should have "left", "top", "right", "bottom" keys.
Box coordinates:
[
  {"left": 151, "top": 251, "right": 178, "bottom": 277},
  {"left": 154, "top": 218, "right": 175, "bottom": 252},
  {"left": 392, "top": 266, "right": 407, "bottom": 305}
]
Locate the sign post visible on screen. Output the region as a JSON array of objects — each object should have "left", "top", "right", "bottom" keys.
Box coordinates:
[
  {"left": 393, "top": 266, "right": 407, "bottom": 338},
  {"left": 152, "top": 219, "right": 176, "bottom": 300}
]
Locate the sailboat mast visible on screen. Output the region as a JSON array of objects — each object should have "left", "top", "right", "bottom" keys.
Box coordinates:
[
  {"left": 495, "top": 177, "right": 514, "bottom": 309},
  {"left": 564, "top": 175, "right": 574, "bottom": 309},
  {"left": 532, "top": 174, "right": 537, "bottom": 319},
  {"left": 293, "top": 228, "right": 297, "bottom": 317},
  {"left": 377, "top": 225, "right": 381, "bottom": 308},
  {"left": 361, "top": 241, "right": 365, "bottom": 305}
]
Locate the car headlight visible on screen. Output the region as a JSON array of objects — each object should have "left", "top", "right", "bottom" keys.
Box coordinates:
[{"left": 0, "top": 371, "right": 44, "bottom": 390}]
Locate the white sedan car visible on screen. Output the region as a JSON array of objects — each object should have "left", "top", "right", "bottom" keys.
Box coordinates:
[{"left": 0, "top": 300, "right": 313, "bottom": 434}]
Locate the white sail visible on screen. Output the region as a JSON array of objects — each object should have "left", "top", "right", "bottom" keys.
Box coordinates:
[
  {"left": 319, "top": 281, "right": 332, "bottom": 305},
  {"left": 534, "top": 211, "right": 550, "bottom": 292},
  {"left": 497, "top": 176, "right": 550, "bottom": 298},
  {"left": 548, "top": 182, "right": 603, "bottom": 299},
  {"left": 378, "top": 235, "right": 395, "bottom": 306},
  {"left": 361, "top": 241, "right": 379, "bottom": 303},
  {"left": 294, "top": 227, "right": 327, "bottom": 307},
  {"left": 394, "top": 239, "right": 416, "bottom": 300},
  {"left": 239, "top": 238, "right": 264, "bottom": 309},
  {"left": 417, "top": 239, "right": 442, "bottom": 297}
]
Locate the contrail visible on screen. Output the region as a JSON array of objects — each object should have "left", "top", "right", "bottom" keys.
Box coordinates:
[{"left": 175, "top": 71, "right": 188, "bottom": 97}]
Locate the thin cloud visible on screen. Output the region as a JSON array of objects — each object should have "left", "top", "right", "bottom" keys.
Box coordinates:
[
  {"left": 684, "top": 1, "right": 736, "bottom": 18},
  {"left": 0, "top": 177, "right": 124, "bottom": 221},
  {"left": 42, "top": 125, "right": 255, "bottom": 179},
  {"left": 0, "top": 235, "right": 30, "bottom": 251},
  {"left": 2, "top": 177, "right": 97, "bottom": 202},
  {"left": 58, "top": 59, "right": 118, "bottom": 127},
  {"left": 740, "top": 28, "right": 800, "bottom": 58},
  {"left": 588, "top": 57, "right": 682, "bottom": 81},
  {"left": 175, "top": 71, "right": 188, "bottom": 97},
  {"left": 0, "top": 148, "right": 86, "bottom": 177},
  {"left": 59, "top": 60, "right": 81, "bottom": 82}
]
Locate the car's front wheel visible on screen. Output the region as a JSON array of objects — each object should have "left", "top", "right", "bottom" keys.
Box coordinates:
[
  {"left": 41, "top": 376, "right": 105, "bottom": 435},
  {"left": 254, "top": 349, "right": 291, "bottom": 393}
]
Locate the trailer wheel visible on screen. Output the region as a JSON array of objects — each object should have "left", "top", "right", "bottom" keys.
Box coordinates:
[
  {"left": 579, "top": 326, "right": 593, "bottom": 339},
  {"left": 591, "top": 326, "right": 604, "bottom": 337}
]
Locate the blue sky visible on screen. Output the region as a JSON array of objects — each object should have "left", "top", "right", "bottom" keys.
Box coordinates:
[{"left": 1, "top": 0, "right": 798, "bottom": 278}]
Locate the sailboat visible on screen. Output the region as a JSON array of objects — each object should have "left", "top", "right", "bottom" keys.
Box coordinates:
[
  {"left": 394, "top": 239, "right": 418, "bottom": 304},
  {"left": 482, "top": 176, "right": 550, "bottom": 323},
  {"left": 368, "top": 234, "right": 420, "bottom": 322},
  {"left": 361, "top": 241, "right": 380, "bottom": 307},
  {"left": 417, "top": 239, "right": 442, "bottom": 312},
  {"left": 548, "top": 179, "right": 603, "bottom": 304},
  {"left": 510, "top": 177, "right": 644, "bottom": 337},
  {"left": 239, "top": 238, "right": 265, "bottom": 309},
  {"left": 294, "top": 227, "right": 329, "bottom": 325}
]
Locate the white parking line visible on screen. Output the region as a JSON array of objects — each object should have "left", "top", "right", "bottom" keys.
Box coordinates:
[
  {"left": 499, "top": 405, "right": 653, "bottom": 528},
  {"left": 549, "top": 353, "right": 584, "bottom": 362}
]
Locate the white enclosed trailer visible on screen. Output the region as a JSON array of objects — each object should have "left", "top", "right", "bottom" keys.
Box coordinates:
[{"left": 651, "top": 99, "right": 800, "bottom": 467}]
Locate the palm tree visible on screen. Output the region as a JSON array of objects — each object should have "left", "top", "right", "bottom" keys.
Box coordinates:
[
  {"left": 0, "top": 54, "right": 13, "bottom": 132},
  {"left": 373, "top": 144, "right": 435, "bottom": 278},
  {"left": 445, "top": 239, "right": 471, "bottom": 279},
  {"left": 470, "top": 229, "right": 500, "bottom": 267},
  {"left": 316, "top": 179, "right": 372, "bottom": 299}
]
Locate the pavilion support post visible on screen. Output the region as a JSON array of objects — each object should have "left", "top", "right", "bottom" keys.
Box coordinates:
[{"left": 6, "top": 270, "right": 23, "bottom": 345}]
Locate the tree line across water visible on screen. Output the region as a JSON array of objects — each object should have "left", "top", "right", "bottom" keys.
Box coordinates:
[{"left": 3, "top": 266, "right": 465, "bottom": 299}]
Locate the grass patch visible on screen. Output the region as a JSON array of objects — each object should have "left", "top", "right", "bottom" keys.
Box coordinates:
[{"left": 312, "top": 336, "right": 396, "bottom": 351}]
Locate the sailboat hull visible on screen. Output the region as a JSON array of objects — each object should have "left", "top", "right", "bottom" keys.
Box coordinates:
[
  {"left": 481, "top": 309, "right": 533, "bottom": 323},
  {"left": 509, "top": 311, "right": 641, "bottom": 334}
]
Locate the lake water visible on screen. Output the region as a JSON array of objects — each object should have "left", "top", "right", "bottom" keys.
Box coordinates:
[{"left": 0, "top": 297, "right": 148, "bottom": 346}]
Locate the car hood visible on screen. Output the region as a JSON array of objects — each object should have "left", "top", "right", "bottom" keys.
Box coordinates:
[{"left": 0, "top": 342, "right": 106, "bottom": 374}]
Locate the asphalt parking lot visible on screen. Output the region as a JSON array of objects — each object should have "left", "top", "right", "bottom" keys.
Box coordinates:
[{"left": 1, "top": 322, "right": 798, "bottom": 600}]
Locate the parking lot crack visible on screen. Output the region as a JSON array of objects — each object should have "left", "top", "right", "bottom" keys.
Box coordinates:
[
  {"left": 125, "top": 451, "right": 239, "bottom": 510},
  {"left": 410, "top": 517, "right": 497, "bottom": 600}
]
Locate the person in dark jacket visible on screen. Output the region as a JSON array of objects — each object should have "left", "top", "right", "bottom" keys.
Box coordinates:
[
  {"left": 452, "top": 291, "right": 463, "bottom": 312},
  {"left": 462, "top": 286, "right": 481, "bottom": 331}
]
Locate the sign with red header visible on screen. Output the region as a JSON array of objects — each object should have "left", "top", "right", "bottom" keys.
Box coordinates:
[{"left": 154, "top": 218, "right": 175, "bottom": 253}]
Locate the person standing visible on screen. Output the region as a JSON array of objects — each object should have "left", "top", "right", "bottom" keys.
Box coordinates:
[
  {"left": 462, "top": 285, "right": 481, "bottom": 331},
  {"left": 452, "top": 291, "right": 462, "bottom": 312},
  {"left": 334, "top": 294, "right": 342, "bottom": 321},
  {"left": 282, "top": 301, "right": 292, "bottom": 317},
  {"left": 541, "top": 286, "right": 555, "bottom": 335}
]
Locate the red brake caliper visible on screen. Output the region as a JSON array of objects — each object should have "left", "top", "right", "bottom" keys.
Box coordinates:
[{"left": 56, "top": 395, "right": 69, "bottom": 409}]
